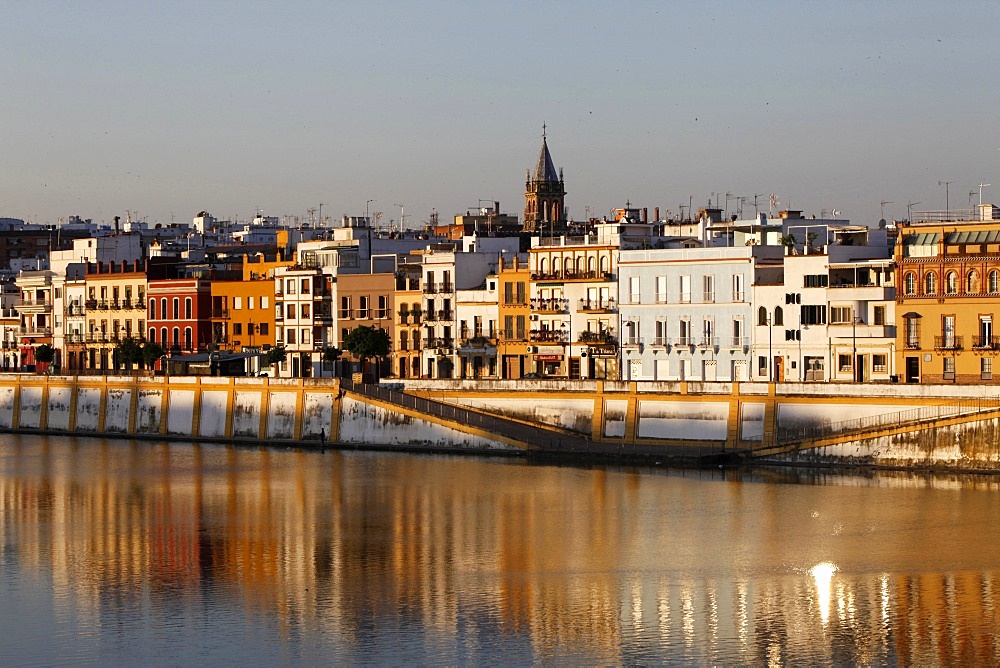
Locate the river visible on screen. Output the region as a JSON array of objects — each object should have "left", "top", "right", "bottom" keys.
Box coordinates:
[{"left": 1, "top": 433, "right": 998, "bottom": 665}]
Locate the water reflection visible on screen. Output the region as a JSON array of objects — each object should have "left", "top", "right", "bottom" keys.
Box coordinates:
[{"left": 2, "top": 434, "right": 1000, "bottom": 665}]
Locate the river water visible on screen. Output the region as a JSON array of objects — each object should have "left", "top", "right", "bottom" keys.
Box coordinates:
[{"left": 1, "top": 434, "right": 999, "bottom": 665}]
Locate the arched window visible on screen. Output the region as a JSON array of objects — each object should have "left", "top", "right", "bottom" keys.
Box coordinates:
[
  {"left": 148, "top": 328, "right": 156, "bottom": 343},
  {"left": 967, "top": 271, "right": 980, "bottom": 294},
  {"left": 172, "top": 327, "right": 180, "bottom": 348},
  {"left": 160, "top": 298, "right": 167, "bottom": 320},
  {"left": 588, "top": 256, "right": 596, "bottom": 274},
  {"left": 758, "top": 306, "right": 768, "bottom": 326},
  {"left": 904, "top": 272, "right": 916, "bottom": 295},
  {"left": 576, "top": 256, "right": 585, "bottom": 274},
  {"left": 184, "top": 327, "right": 192, "bottom": 350},
  {"left": 185, "top": 297, "right": 192, "bottom": 319},
  {"left": 946, "top": 271, "right": 958, "bottom": 295},
  {"left": 539, "top": 258, "right": 547, "bottom": 275},
  {"left": 600, "top": 256, "right": 610, "bottom": 274},
  {"left": 774, "top": 306, "right": 784, "bottom": 326},
  {"left": 149, "top": 299, "right": 156, "bottom": 320},
  {"left": 991, "top": 270, "right": 1000, "bottom": 294},
  {"left": 172, "top": 298, "right": 180, "bottom": 319},
  {"left": 160, "top": 327, "right": 168, "bottom": 346},
  {"left": 924, "top": 272, "right": 937, "bottom": 295},
  {"left": 563, "top": 257, "right": 572, "bottom": 275}
]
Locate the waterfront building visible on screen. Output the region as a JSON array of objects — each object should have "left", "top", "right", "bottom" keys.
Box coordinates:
[
  {"left": 336, "top": 270, "right": 395, "bottom": 379},
  {"left": 455, "top": 272, "right": 500, "bottom": 379},
  {"left": 528, "top": 226, "right": 619, "bottom": 380},
  {"left": 421, "top": 244, "right": 507, "bottom": 379},
  {"left": 0, "top": 278, "right": 20, "bottom": 370},
  {"left": 274, "top": 265, "right": 334, "bottom": 378},
  {"left": 620, "top": 243, "right": 779, "bottom": 381},
  {"left": 146, "top": 263, "right": 213, "bottom": 357},
  {"left": 497, "top": 254, "right": 532, "bottom": 378},
  {"left": 210, "top": 254, "right": 288, "bottom": 360},
  {"left": 754, "top": 226, "right": 895, "bottom": 382},
  {"left": 62, "top": 266, "right": 87, "bottom": 373},
  {"left": 895, "top": 204, "right": 1000, "bottom": 383},
  {"left": 393, "top": 258, "right": 423, "bottom": 379},
  {"left": 14, "top": 269, "right": 56, "bottom": 371},
  {"left": 83, "top": 260, "right": 148, "bottom": 372}
]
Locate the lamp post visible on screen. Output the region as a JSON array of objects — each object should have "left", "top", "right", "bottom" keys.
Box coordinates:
[
  {"left": 852, "top": 315, "right": 864, "bottom": 382},
  {"left": 768, "top": 313, "right": 773, "bottom": 383}
]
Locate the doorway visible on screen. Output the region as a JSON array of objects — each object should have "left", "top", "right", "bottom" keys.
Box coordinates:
[
  {"left": 905, "top": 356, "right": 919, "bottom": 383},
  {"left": 773, "top": 356, "right": 784, "bottom": 382}
]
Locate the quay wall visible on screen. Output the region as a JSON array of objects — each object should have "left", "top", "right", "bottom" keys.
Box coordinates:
[
  {"left": 2, "top": 374, "right": 1000, "bottom": 470},
  {"left": 0, "top": 375, "right": 517, "bottom": 453}
]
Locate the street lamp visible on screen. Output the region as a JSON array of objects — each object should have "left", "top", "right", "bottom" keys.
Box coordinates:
[
  {"left": 852, "top": 315, "right": 864, "bottom": 382},
  {"left": 768, "top": 313, "right": 773, "bottom": 383}
]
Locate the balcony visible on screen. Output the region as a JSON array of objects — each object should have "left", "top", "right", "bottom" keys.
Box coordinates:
[
  {"left": 621, "top": 336, "right": 643, "bottom": 349},
  {"left": 66, "top": 304, "right": 86, "bottom": 316},
  {"left": 212, "top": 308, "right": 229, "bottom": 319},
  {"left": 15, "top": 299, "right": 52, "bottom": 313},
  {"left": 459, "top": 336, "right": 498, "bottom": 350},
  {"left": 974, "top": 335, "right": 1000, "bottom": 350},
  {"left": 578, "top": 330, "right": 617, "bottom": 345},
  {"left": 423, "top": 282, "right": 454, "bottom": 294},
  {"left": 934, "top": 335, "right": 962, "bottom": 350},
  {"left": 529, "top": 329, "right": 567, "bottom": 343},
  {"left": 530, "top": 297, "right": 569, "bottom": 313},
  {"left": 905, "top": 337, "right": 920, "bottom": 350},
  {"left": 698, "top": 336, "right": 719, "bottom": 348},
  {"left": 18, "top": 326, "right": 52, "bottom": 338},
  {"left": 578, "top": 297, "right": 616, "bottom": 313},
  {"left": 437, "top": 310, "right": 453, "bottom": 321},
  {"left": 728, "top": 336, "right": 750, "bottom": 348}
]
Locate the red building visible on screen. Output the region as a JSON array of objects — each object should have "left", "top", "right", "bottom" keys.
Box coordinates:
[{"left": 146, "top": 276, "right": 214, "bottom": 355}]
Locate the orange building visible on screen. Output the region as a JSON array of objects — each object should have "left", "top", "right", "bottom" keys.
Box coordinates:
[
  {"left": 497, "top": 254, "right": 531, "bottom": 378},
  {"left": 210, "top": 254, "right": 290, "bottom": 352}
]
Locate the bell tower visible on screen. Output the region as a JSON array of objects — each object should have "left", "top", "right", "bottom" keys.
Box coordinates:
[{"left": 523, "top": 125, "right": 566, "bottom": 233}]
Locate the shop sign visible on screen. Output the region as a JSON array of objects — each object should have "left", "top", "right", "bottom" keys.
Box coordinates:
[
  {"left": 534, "top": 354, "right": 563, "bottom": 362},
  {"left": 588, "top": 344, "right": 617, "bottom": 357}
]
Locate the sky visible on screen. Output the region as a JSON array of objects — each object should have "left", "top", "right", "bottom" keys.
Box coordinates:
[{"left": 3, "top": 1, "right": 1000, "bottom": 228}]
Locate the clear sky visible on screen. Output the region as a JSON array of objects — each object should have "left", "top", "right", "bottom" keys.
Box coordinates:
[{"left": 3, "top": 1, "right": 1000, "bottom": 228}]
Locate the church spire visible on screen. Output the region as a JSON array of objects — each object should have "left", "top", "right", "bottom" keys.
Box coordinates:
[{"left": 523, "top": 127, "right": 567, "bottom": 233}]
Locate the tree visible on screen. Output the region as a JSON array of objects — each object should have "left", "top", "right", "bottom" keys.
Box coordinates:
[
  {"left": 264, "top": 345, "right": 286, "bottom": 377},
  {"left": 142, "top": 341, "right": 166, "bottom": 373},
  {"left": 34, "top": 344, "right": 55, "bottom": 373},
  {"left": 779, "top": 233, "right": 798, "bottom": 253},
  {"left": 322, "top": 346, "right": 342, "bottom": 377},
  {"left": 342, "top": 325, "right": 391, "bottom": 381},
  {"left": 116, "top": 336, "right": 144, "bottom": 374}
]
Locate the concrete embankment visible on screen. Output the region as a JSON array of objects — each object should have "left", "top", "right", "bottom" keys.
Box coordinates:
[{"left": 1, "top": 375, "right": 999, "bottom": 471}]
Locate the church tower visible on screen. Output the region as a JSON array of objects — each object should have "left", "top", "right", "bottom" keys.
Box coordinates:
[{"left": 523, "top": 127, "right": 567, "bottom": 233}]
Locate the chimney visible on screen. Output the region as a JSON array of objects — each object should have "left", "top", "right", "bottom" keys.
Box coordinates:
[
  {"left": 642, "top": 208, "right": 648, "bottom": 223},
  {"left": 655, "top": 207, "right": 660, "bottom": 221},
  {"left": 113, "top": 216, "right": 120, "bottom": 235}
]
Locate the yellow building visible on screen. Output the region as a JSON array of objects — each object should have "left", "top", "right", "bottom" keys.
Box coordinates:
[
  {"left": 210, "top": 254, "right": 290, "bottom": 353},
  {"left": 497, "top": 255, "right": 531, "bottom": 378},
  {"left": 895, "top": 206, "right": 1000, "bottom": 384},
  {"left": 393, "top": 259, "right": 423, "bottom": 378},
  {"left": 83, "top": 260, "right": 147, "bottom": 372}
]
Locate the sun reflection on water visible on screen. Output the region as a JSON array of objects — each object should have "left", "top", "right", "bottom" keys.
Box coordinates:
[{"left": 810, "top": 561, "right": 839, "bottom": 626}]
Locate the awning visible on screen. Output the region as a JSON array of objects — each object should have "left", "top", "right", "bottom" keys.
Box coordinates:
[{"left": 901, "top": 312, "right": 923, "bottom": 318}]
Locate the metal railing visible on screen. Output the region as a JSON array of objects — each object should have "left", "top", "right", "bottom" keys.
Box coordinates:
[
  {"left": 770, "top": 396, "right": 1000, "bottom": 447},
  {"left": 340, "top": 378, "right": 593, "bottom": 452}
]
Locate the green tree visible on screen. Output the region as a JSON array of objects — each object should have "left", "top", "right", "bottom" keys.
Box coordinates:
[
  {"left": 116, "top": 336, "right": 144, "bottom": 374},
  {"left": 322, "top": 346, "right": 342, "bottom": 377},
  {"left": 142, "top": 341, "right": 166, "bottom": 373},
  {"left": 34, "top": 343, "right": 55, "bottom": 373},
  {"left": 342, "top": 325, "right": 391, "bottom": 381},
  {"left": 264, "top": 345, "right": 286, "bottom": 376}
]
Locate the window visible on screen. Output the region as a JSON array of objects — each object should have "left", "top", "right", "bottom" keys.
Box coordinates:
[
  {"left": 839, "top": 354, "right": 852, "bottom": 372},
  {"left": 905, "top": 317, "right": 920, "bottom": 348},
  {"left": 656, "top": 276, "right": 666, "bottom": 303},
  {"left": 774, "top": 306, "right": 783, "bottom": 326},
  {"left": 261, "top": 296, "right": 269, "bottom": 309},
  {"left": 234, "top": 297, "right": 242, "bottom": 310},
  {"left": 702, "top": 317, "right": 714, "bottom": 346},
  {"left": 830, "top": 306, "right": 853, "bottom": 324},
  {"left": 259, "top": 323, "right": 269, "bottom": 336},
  {"left": 184, "top": 327, "right": 192, "bottom": 350},
  {"left": 732, "top": 318, "right": 743, "bottom": 346},
  {"left": 703, "top": 275, "right": 715, "bottom": 303},
  {"left": 873, "top": 354, "right": 887, "bottom": 373},
  {"left": 758, "top": 306, "right": 768, "bottom": 326},
  {"left": 946, "top": 271, "right": 958, "bottom": 295},
  {"left": 248, "top": 297, "right": 255, "bottom": 310},
  {"left": 904, "top": 272, "right": 916, "bottom": 295},
  {"left": 758, "top": 356, "right": 767, "bottom": 377},
  {"left": 301, "top": 279, "right": 310, "bottom": 294},
  {"left": 161, "top": 299, "right": 167, "bottom": 320},
  {"left": 301, "top": 303, "right": 310, "bottom": 319},
  {"left": 679, "top": 275, "right": 691, "bottom": 303},
  {"left": 800, "top": 305, "right": 827, "bottom": 325},
  {"left": 732, "top": 274, "right": 744, "bottom": 302},
  {"left": 991, "top": 270, "right": 1000, "bottom": 294},
  {"left": 149, "top": 299, "right": 156, "bottom": 319},
  {"left": 504, "top": 282, "right": 513, "bottom": 305},
  {"left": 286, "top": 279, "right": 296, "bottom": 295},
  {"left": 983, "top": 357, "right": 993, "bottom": 380},
  {"left": 943, "top": 357, "right": 956, "bottom": 380},
  {"left": 874, "top": 305, "right": 886, "bottom": 326},
  {"left": 287, "top": 304, "right": 296, "bottom": 319},
  {"left": 924, "top": 272, "right": 937, "bottom": 295},
  {"left": 172, "top": 327, "right": 179, "bottom": 348},
  {"left": 785, "top": 293, "right": 801, "bottom": 304},
  {"left": 784, "top": 329, "right": 801, "bottom": 341},
  {"left": 234, "top": 323, "right": 243, "bottom": 335},
  {"left": 185, "top": 297, "right": 192, "bottom": 319},
  {"left": 301, "top": 329, "right": 310, "bottom": 344},
  {"left": 286, "top": 328, "right": 296, "bottom": 344},
  {"left": 631, "top": 277, "right": 641, "bottom": 304},
  {"left": 804, "top": 274, "right": 829, "bottom": 288},
  {"left": 172, "top": 298, "right": 179, "bottom": 319}
]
